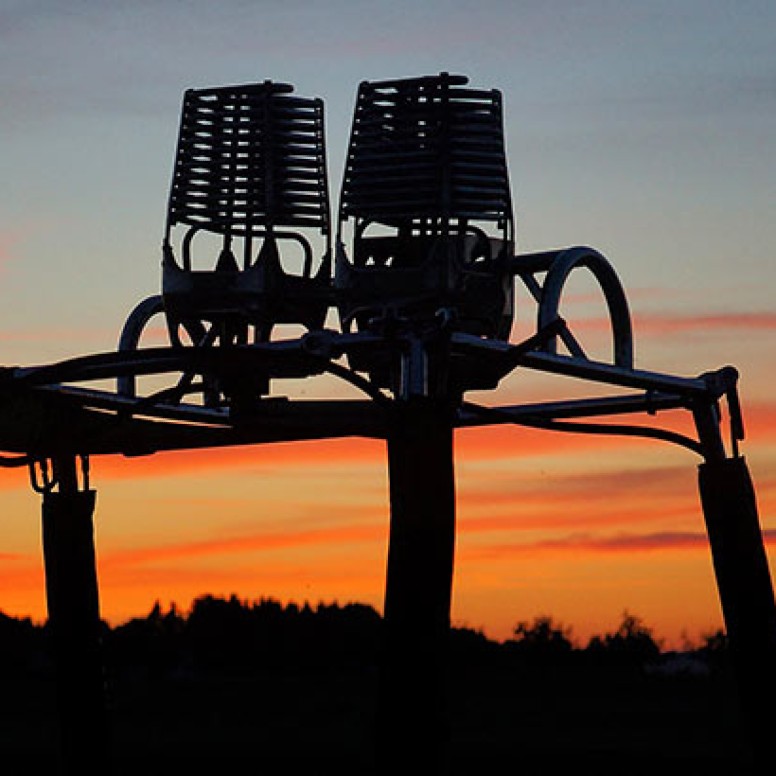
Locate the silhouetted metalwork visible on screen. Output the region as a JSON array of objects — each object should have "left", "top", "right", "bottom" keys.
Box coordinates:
[
  {"left": 0, "top": 72, "right": 772, "bottom": 774},
  {"left": 336, "top": 73, "right": 514, "bottom": 393},
  {"left": 125, "top": 80, "right": 332, "bottom": 408},
  {"left": 164, "top": 80, "right": 330, "bottom": 336},
  {"left": 38, "top": 455, "right": 109, "bottom": 776}
]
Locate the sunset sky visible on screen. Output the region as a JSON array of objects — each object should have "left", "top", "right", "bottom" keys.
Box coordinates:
[{"left": 1, "top": 1, "right": 775, "bottom": 649}]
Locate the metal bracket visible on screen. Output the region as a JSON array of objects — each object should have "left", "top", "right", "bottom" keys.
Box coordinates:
[{"left": 29, "top": 454, "right": 91, "bottom": 495}]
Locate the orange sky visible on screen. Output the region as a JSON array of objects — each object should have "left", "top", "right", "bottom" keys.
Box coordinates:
[{"left": 2, "top": 394, "right": 774, "bottom": 650}]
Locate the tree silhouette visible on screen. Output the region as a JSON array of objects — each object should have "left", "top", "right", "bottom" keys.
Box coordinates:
[
  {"left": 507, "top": 615, "right": 575, "bottom": 664},
  {"left": 0, "top": 601, "right": 728, "bottom": 679},
  {"left": 585, "top": 610, "right": 662, "bottom": 667},
  {"left": 106, "top": 600, "right": 184, "bottom": 680},
  {"left": 0, "top": 610, "right": 47, "bottom": 676}
]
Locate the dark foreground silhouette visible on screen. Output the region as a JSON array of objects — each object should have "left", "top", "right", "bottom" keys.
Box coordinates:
[{"left": 0, "top": 598, "right": 754, "bottom": 775}]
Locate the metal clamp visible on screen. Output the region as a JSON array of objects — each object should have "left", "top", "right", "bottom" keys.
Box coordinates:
[{"left": 29, "top": 454, "right": 91, "bottom": 494}]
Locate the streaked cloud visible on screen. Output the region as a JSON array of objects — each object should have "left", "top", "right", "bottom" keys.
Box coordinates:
[
  {"left": 458, "top": 465, "right": 701, "bottom": 527},
  {"left": 634, "top": 311, "right": 776, "bottom": 335},
  {"left": 88, "top": 463, "right": 743, "bottom": 569},
  {"left": 100, "top": 521, "right": 385, "bottom": 568},
  {"left": 462, "top": 527, "right": 776, "bottom": 562},
  {"left": 553, "top": 310, "right": 776, "bottom": 338}
]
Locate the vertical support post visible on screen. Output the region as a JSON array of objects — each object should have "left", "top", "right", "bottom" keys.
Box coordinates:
[
  {"left": 41, "top": 455, "right": 110, "bottom": 775},
  {"left": 695, "top": 405, "right": 776, "bottom": 766},
  {"left": 377, "top": 398, "right": 456, "bottom": 775}
]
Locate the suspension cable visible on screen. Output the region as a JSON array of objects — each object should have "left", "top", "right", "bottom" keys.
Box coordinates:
[{"left": 461, "top": 401, "right": 704, "bottom": 456}]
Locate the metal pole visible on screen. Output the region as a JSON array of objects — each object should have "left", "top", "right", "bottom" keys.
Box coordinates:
[
  {"left": 377, "top": 397, "right": 456, "bottom": 775},
  {"left": 694, "top": 405, "right": 776, "bottom": 766},
  {"left": 41, "top": 455, "right": 110, "bottom": 775}
]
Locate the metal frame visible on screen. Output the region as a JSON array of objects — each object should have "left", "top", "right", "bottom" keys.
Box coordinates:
[
  {"left": 335, "top": 73, "right": 515, "bottom": 394},
  {"left": 0, "top": 73, "right": 773, "bottom": 773},
  {"left": 0, "top": 320, "right": 743, "bottom": 459},
  {"left": 159, "top": 80, "right": 332, "bottom": 407}
]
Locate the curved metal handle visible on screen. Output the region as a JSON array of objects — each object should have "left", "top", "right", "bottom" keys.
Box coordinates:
[
  {"left": 536, "top": 245, "right": 634, "bottom": 369},
  {"left": 116, "top": 295, "right": 165, "bottom": 397}
]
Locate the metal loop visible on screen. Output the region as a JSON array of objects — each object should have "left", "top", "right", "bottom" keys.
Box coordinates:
[
  {"left": 28, "top": 455, "right": 91, "bottom": 494},
  {"left": 117, "top": 294, "right": 165, "bottom": 398},
  {"left": 537, "top": 245, "right": 634, "bottom": 369},
  {"left": 29, "top": 459, "right": 56, "bottom": 494}
]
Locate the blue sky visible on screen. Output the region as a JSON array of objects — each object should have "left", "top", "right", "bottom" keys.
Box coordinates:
[{"left": 1, "top": 1, "right": 774, "bottom": 365}]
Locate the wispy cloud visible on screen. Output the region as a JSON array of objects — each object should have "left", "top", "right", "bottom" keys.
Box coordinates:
[
  {"left": 555, "top": 310, "right": 776, "bottom": 338},
  {"left": 101, "top": 521, "right": 385, "bottom": 569},
  {"left": 89, "top": 462, "right": 721, "bottom": 570},
  {"left": 0, "top": 324, "right": 123, "bottom": 346},
  {"left": 462, "top": 527, "right": 776, "bottom": 562},
  {"left": 744, "top": 402, "right": 776, "bottom": 443},
  {"left": 634, "top": 311, "right": 776, "bottom": 335},
  {"left": 458, "top": 465, "right": 701, "bottom": 527}
]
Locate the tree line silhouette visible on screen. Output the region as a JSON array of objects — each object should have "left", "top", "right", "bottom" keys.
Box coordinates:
[
  {"left": 1, "top": 597, "right": 747, "bottom": 776},
  {"left": 0, "top": 595, "right": 730, "bottom": 681}
]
